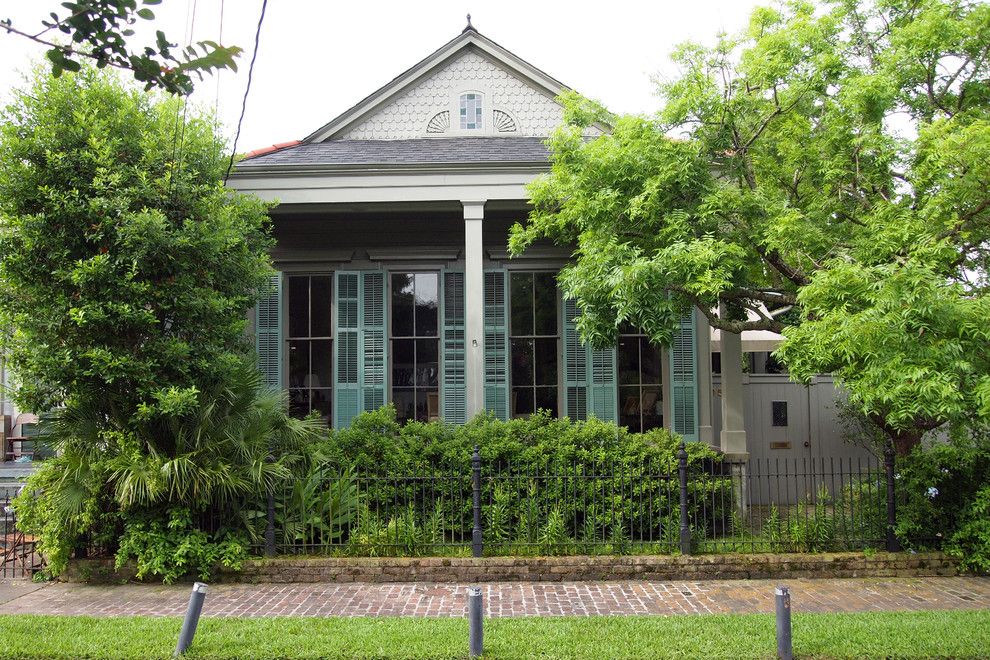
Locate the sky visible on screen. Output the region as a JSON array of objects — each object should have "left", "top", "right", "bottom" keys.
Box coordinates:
[{"left": 0, "top": 1, "right": 767, "bottom": 152}]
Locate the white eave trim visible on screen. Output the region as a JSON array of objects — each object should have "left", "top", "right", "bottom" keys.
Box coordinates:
[{"left": 226, "top": 165, "right": 546, "bottom": 205}]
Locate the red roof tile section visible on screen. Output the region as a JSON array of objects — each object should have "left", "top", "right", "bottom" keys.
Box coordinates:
[{"left": 242, "top": 140, "right": 302, "bottom": 160}]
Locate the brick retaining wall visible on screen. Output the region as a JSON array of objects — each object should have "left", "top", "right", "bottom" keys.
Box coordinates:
[
  {"left": 64, "top": 552, "right": 958, "bottom": 584},
  {"left": 218, "top": 552, "right": 956, "bottom": 584}
]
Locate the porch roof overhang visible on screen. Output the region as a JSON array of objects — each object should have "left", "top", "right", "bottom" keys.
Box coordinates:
[
  {"left": 226, "top": 162, "right": 547, "bottom": 205},
  {"left": 710, "top": 328, "right": 784, "bottom": 353}
]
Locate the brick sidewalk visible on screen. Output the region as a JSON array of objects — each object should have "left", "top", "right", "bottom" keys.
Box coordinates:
[{"left": 1, "top": 577, "right": 988, "bottom": 618}]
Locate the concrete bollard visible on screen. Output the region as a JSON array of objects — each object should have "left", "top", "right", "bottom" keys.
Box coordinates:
[
  {"left": 174, "top": 582, "right": 208, "bottom": 657},
  {"left": 468, "top": 586, "right": 483, "bottom": 658},
  {"left": 775, "top": 585, "right": 792, "bottom": 660}
]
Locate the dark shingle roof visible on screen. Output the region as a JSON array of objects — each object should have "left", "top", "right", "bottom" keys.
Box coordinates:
[{"left": 238, "top": 137, "right": 550, "bottom": 168}]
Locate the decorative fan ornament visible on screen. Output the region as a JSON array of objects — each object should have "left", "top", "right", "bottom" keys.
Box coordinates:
[
  {"left": 493, "top": 109, "right": 517, "bottom": 132},
  {"left": 427, "top": 111, "right": 450, "bottom": 134}
]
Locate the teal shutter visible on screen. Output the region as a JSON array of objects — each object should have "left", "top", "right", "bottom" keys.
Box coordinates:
[
  {"left": 588, "top": 346, "right": 617, "bottom": 422},
  {"left": 255, "top": 274, "right": 282, "bottom": 389},
  {"left": 483, "top": 270, "right": 509, "bottom": 420},
  {"left": 668, "top": 309, "right": 699, "bottom": 441},
  {"left": 360, "top": 271, "right": 387, "bottom": 414},
  {"left": 334, "top": 272, "right": 360, "bottom": 428},
  {"left": 441, "top": 271, "right": 467, "bottom": 424},
  {"left": 563, "top": 298, "right": 588, "bottom": 420},
  {"left": 334, "top": 271, "right": 388, "bottom": 428}
]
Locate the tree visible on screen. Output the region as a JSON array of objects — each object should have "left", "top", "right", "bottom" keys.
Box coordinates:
[
  {"left": 0, "top": 65, "right": 273, "bottom": 429},
  {"left": 0, "top": 65, "right": 322, "bottom": 580},
  {"left": 510, "top": 0, "right": 990, "bottom": 454},
  {"left": 1, "top": 1, "right": 241, "bottom": 95}
]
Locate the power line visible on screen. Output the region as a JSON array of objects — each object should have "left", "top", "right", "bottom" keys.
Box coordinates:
[
  {"left": 224, "top": 0, "right": 268, "bottom": 183},
  {"left": 215, "top": 0, "right": 225, "bottom": 114}
]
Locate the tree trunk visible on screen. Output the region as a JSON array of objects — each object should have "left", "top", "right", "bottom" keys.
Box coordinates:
[{"left": 868, "top": 413, "right": 930, "bottom": 457}]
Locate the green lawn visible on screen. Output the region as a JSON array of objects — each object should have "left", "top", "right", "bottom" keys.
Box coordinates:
[{"left": 3, "top": 610, "right": 989, "bottom": 659}]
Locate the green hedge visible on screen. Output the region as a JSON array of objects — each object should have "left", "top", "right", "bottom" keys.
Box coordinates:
[{"left": 255, "top": 406, "right": 731, "bottom": 556}]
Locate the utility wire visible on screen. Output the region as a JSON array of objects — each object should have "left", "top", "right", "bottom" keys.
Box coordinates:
[
  {"left": 215, "top": 0, "right": 225, "bottom": 113},
  {"left": 169, "top": 0, "right": 198, "bottom": 202},
  {"left": 224, "top": 0, "right": 268, "bottom": 183}
]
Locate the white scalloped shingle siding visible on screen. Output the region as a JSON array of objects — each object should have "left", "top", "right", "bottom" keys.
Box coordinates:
[{"left": 339, "top": 51, "right": 594, "bottom": 140}]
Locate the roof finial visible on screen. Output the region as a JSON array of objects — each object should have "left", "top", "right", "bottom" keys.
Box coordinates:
[{"left": 463, "top": 13, "right": 474, "bottom": 33}]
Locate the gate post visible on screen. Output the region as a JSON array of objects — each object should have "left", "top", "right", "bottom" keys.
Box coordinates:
[
  {"left": 884, "top": 443, "right": 900, "bottom": 552},
  {"left": 264, "top": 454, "right": 276, "bottom": 558},
  {"left": 678, "top": 441, "right": 691, "bottom": 555}
]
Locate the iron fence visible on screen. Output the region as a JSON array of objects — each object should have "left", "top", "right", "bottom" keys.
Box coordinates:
[
  {"left": 2, "top": 443, "right": 908, "bottom": 578},
  {"left": 1, "top": 485, "right": 43, "bottom": 579},
  {"left": 243, "top": 444, "right": 904, "bottom": 558}
]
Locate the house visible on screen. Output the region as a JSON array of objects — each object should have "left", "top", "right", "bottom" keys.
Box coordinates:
[{"left": 227, "top": 21, "right": 870, "bottom": 466}]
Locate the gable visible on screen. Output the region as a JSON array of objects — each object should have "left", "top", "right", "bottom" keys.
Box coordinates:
[{"left": 337, "top": 48, "right": 567, "bottom": 140}]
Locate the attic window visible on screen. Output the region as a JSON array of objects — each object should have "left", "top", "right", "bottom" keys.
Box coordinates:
[{"left": 460, "top": 93, "right": 483, "bottom": 130}]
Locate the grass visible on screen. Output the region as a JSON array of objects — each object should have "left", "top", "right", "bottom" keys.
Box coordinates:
[{"left": 3, "top": 610, "right": 990, "bottom": 658}]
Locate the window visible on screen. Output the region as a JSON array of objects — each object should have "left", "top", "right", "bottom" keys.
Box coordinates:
[
  {"left": 617, "top": 325, "right": 663, "bottom": 432},
  {"left": 509, "top": 272, "right": 559, "bottom": 417},
  {"left": 772, "top": 401, "right": 788, "bottom": 427},
  {"left": 459, "top": 92, "right": 483, "bottom": 130},
  {"left": 287, "top": 275, "right": 332, "bottom": 422},
  {"left": 391, "top": 273, "right": 439, "bottom": 423}
]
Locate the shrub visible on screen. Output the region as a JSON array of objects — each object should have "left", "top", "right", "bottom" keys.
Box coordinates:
[
  {"left": 115, "top": 508, "right": 247, "bottom": 584},
  {"left": 894, "top": 429, "right": 990, "bottom": 551},
  {"left": 946, "top": 485, "right": 990, "bottom": 573},
  {"left": 278, "top": 406, "right": 729, "bottom": 556}
]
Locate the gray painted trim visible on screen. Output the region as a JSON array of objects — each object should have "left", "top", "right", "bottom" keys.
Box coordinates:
[
  {"left": 272, "top": 249, "right": 355, "bottom": 263},
  {"left": 231, "top": 162, "right": 549, "bottom": 177},
  {"left": 368, "top": 248, "right": 461, "bottom": 261},
  {"left": 486, "top": 247, "right": 572, "bottom": 260}
]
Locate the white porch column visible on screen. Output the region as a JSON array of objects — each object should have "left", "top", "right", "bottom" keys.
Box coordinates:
[
  {"left": 719, "top": 322, "right": 748, "bottom": 458},
  {"left": 695, "top": 308, "right": 715, "bottom": 447},
  {"left": 463, "top": 201, "right": 486, "bottom": 418},
  {"left": 719, "top": 306, "right": 749, "bottom": 515}
]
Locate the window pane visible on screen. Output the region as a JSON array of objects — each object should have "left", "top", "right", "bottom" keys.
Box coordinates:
[
  {"left": 289, "top": 388, "right": 310, "bottom": 419},
  {"left": 512, "top": 387, "right": 534, "bottom": 418},
  {"left": 310, "top": 276, "right": 332, "bottom": 337},
  {"left": 288, "top": 276, "right": 309, "bottom": 338},
  {"left": 640, "top": 338, "right": 662, "bottom": 384},
  {"left": 772, "top": 401, "right": 788, "bottom": 427},
  {"left": 533, "top": 273, "right": 557, "bottom": 335},
  {"left": 310, "top": 340, "right": 331, "bottom": 389},
  {"left": 422, "top": 390, "right": 440, "bottom": 422},
  {"left": 534, "top": 338, "right": 557, "bottom": 386},
  {"left": 414, "top": 273, "right": 439, "bottom": 337},
  {"left": 288, "top": 340, "right": 309, "bottom": 388},
  {"left": 617, "top": 337, "right": 640, "bottom": 385},
  {"left": 642, "top": 387, "right": 662, "bottom": 430},
  {"left": 414, "top": 391, "right": 433, "bottom": 422},
  {"left": 535, "top": 386, "right": 558, "bottom": 417},
  {"left": 511, "top": 338, "right": 534, "bottom": 386},
  {"left": 391, "top": 274, "right": 414, "bottom": 337},
  {"left": 618, "top": 385, "right": 641, "bottom": 432},
  {"left": 416, "top": 339, "right": 439, "bottom": 387},
  {"left": 311, "top": 389, "right": 332, "bottom": 423},
  {"left": 510, "top": 273, "right": 533, "bottom": 336},
  {"left": 393, "top": 389, "right": 415, "bottom": 424},
  {"left": 392, "top": 339, "right": 415, "bottom": 387}
]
